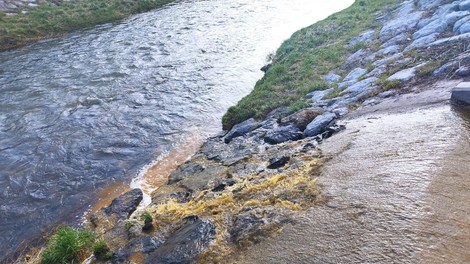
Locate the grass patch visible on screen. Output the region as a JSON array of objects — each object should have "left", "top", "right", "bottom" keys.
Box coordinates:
[
  {"left": 0, "top": 0, "right": 175, "bottom": 51},
  {"left": 416, "top": 61, "right": 442, "bottom": 77},
  {"left": 40, "top": 226, "right": 96, "bottom": 264},
  {"left": 376, "top": 78, "right": 402, "bottom": 90},
  {"left": 93, "top": 239, "right": 112, "bottom": 261},
  {"left": 222, "top": 0, "right": 398, "bottom": 130}
]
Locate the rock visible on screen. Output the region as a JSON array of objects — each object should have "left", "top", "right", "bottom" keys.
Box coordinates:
[
  {"left": 303, "top": 112, "right": 337, "bottom": 138},
  {"left": 433, "top": 61, "right": 459, "bottom": 77},
  {"left": 343, "top": 67, "right": 368, "bottom": 82},
  {"left": 306, "top": 88, "right": 334, "bottom": 102},
  {"left": 372, "top": 53, "right": 403, "bottom": 67},
  {"left": 387, "top": 65, "right": 421, "bottom": 82},
  {"left": 224, "top": 118, "right": 260, "bottom": 144},
  {"left": 460, "top": 0, "right": 470, "bottom": 11},
  {"left": 343, "top": 50, "right": 372, "bottom": 70},
  {"left": 446, "top": 11, "right": 470, "bottom": 25},
  {"left": 380, "top": 33, "right": 408, "bottom": 49},
  {"left": 404, "top": 33, "right": 439, "bottom": 51},
  {"left": 260, "top": 63, "right": 272, "bottom": 73},
  {"left": 323, "top": 73, "right": 341, "bottom": 84},
  {"left": 103, "top": 189, "right": 143, "bottom": 220},
  {"left": 112, "top": 237, "right": 164, "bottom": 263},
  {"left": 430, "top": 32, "right": 470, "bottom": 47},
  {"left": 412, "top": 19, "right": 448, "bottom": 40},
  {"left": 145, "top": 216, "right": 216, "bottom": 264},
  {"left": 456, "top": 66, "right": 470, "bottom": 77},
  {"left": 348, "top": 30, "right": 375, "bottom": 46},
  {"left": 338, "top": 80, "right": 357, "bottom": 89},
  {"left": 230, "top": 207, "right": 289, "bottom": 246},
  {"left": 279, "top": 108, "right": 324, "bottom": 130},
  {"left": 264, "top": 125, "right": 303, "bottom": 144},
  {"left": 151, "top": 185, "right": 191, "bottom": 205},
  {"left": 366, "top": 65, "right": 387, "bottom": 77},
  {"left": 454, "top": 16, "right": 470, "bottom": 34},
  {"left": 417, "top": 0, "right": 443, "bottom": 9},
  {"left": 212, "top": 179, "right": 237, "bottom": 192},
  {"left": 379, "top": 11, "right": 423, "bottom": 40},
  {"left": 377, "top": 90, "right": 397, "bottom": 98},
  {"left": 379, "top": 44, "right": 401, "bottom": 55},
  {"left": 267, "top": 156, "right": 290, "bottom": 170},
  {"left": 265, "top": 107, "right": 291, "bottom": 120},
  {"left": 341, "top": 77, "right": 379, "bottom": 95},
  {"left": 168, "top": 163, "right": 204, "bottom": 184},
  {"left": 332, "top": 107, "right": 349, "bottom": 117},
  {"left": 457, "top": 21, "right": 470, "bottom": 35}
]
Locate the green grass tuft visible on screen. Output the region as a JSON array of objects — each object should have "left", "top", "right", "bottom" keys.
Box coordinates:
[{"left": 41, "top": 226, "right": 96, "bottom": 264}]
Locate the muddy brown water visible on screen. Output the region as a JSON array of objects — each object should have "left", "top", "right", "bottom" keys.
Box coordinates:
[{"left": 234, "top": 82, "right": 470, "bottom": 263}]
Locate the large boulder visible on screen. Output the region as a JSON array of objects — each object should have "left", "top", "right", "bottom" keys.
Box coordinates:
[
  {"left": 224, "top": 118, "right": 260, "bottom": 143},
  {"left": 103, "top": 189, "right": 143, "bottom": 220},
  {"left": 303, "top": 113, "right": 337, "bottom": 138},
  {"left": 451, "top": 82, "right": 470, "bottom": 105},
  {"left": 279, "top": 108, "right": 324, "bottom": 130},
  {"left": 264, "top": 125, "right": 303, "bottom": 144},
  {"left": 145, "top": 216, "right": 216, "bottom": 264}
]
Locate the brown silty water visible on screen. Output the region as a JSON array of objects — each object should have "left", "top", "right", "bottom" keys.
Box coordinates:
[{"left": 233, "top": 80, "right": 470, "bottom": 263}]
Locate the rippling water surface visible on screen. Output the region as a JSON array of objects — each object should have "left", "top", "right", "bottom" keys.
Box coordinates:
[{"left": 0, "top": 0, "right": 353, "bottom": 258}]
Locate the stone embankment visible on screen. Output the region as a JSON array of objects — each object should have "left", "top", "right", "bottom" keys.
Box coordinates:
[{"left": 43, "top": 0, "right": 470, "bottom": 263}]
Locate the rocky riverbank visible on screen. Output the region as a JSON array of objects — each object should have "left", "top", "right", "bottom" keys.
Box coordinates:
[{"left": 15, "top": 0, "right": 470, "bottom": 263}]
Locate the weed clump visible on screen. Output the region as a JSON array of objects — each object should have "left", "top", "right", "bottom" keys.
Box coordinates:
[{"left": 40, "top": 226, "right": 96, "bottom": 264}]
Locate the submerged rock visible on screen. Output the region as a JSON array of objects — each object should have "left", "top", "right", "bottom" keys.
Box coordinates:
[
  {"left": 264, "top": 125, "right": 303, "bottom": 144},
  {"left": 145, "top": 216, "right": 216, "bottom": 264},
  {"left": 103, "top": 189, "right": 143, "bottom": 220},
  {"left": 303, "top": 112, "right": 337, "bottom": 138},
  {"left": 230, "top": 207, "right": 289, "bottom": 247}
]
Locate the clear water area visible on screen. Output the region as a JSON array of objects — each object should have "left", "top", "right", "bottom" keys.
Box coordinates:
[{"left": 0, "top": 0, "right": 353, "bottom": 259}]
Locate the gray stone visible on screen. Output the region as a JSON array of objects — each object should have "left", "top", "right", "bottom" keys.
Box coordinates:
[
  {"left": 362, "top": 98, "right": 379, "bottom": 106},
  {"left": 332, "top": 107, "right": 349, "bottom": 117},
  {"left": 387, "top": 67, "right": 418, "bottom": 82},
  {"left": 366, "top": 65, "right": 387, "bottom": 77},
  {"left": 456, "top": 66, "right": 470, "bottom": 77},
  {"left": 380, "top": 33, "right": 408, "bottom": 49},
  {"left": 433, "top": 61, "right": 459, "bottom": 77},
  {"left": 379, "top": 44, "right": 401, "bottom": 55},
  {"left": 446, "top": 11, "right": 470, "bottom": 25},
  {"left": 457, "top": 21, "right": 470, "bottom": 35},
  {"left": 343, "top": 67, "right": 368, "bottom": 82},
  {"left": 435, "top": 2, "right": 460, "bottom": 17},
  {"left": 404, "top": 33, "right": 439, "bottom": 51},
  {"left": 304, "top": 112, "right": 337, "bottom": 138},
  {"left": 454, "top": 16, "right": 470, "bottom": 33},
  {"left": 413, "top": 19, "right": 448, "bottom": 40},
  {"left": 306, "top": 88, "right": 334, "bottom": 102},
  {"left": 377, "top": 90, "right": 397, "bottom": 98},
  {"left": 103, "top": 189, "right": 143, "bottom": 220},
  {"left": 460, "top": 0, "right": 470, "bottom": 11},
  {"left": 264, "top": 125, "right": 303, "bottom": 144},
  {"left": 224, "top": 118, "right": 260, "bottom": 144},
  {"left": 348, "top": 30, "right": 375, "bottom": 46},
  {"left": 341, "top": 77, "right": 379, "bottom": 95},
  {"left": 338, "top": 80, "right": 357, "bottom": 89},
  {"left": 145, "top": 216, "right": 215, "bottom": 264},
  {"left": 344, "top": 49, "right": 370, "bottom": 69},
  {"left": 279, "top": 108, "right": 324, "bottom": 131},
  {"left": 418, "top": 0, "right": 443, "bottom": 9},
  {"left": 323, "top": 73, "right": 341, "bottom": 84},
  {"left": 373, "top": 53, "right": 403, "bottom": 67},
  {"left": 379, "top": 11, "right": 423, "bottom": 40},
  {"left": 451, "top": 82, "right": 470, "bottom": 105},
  {"left": 430, "top": 32, "right": 470, "bottom": 47}
]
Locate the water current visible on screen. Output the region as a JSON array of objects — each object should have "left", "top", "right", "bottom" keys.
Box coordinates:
[{"left": 0, "top": 0, "right": 353, "bottom": 259}]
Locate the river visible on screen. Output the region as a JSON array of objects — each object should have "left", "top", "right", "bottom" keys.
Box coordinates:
[{"left": 0, "top": 0, "right": 353, "bottom": 260}]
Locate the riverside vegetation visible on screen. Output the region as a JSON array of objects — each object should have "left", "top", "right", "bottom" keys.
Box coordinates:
[
  {"left": 0, "top": 0, "right": 174, "bottom": 51},
  {"left": 14, "top": 0, "right": 470, "bottom": 262}
]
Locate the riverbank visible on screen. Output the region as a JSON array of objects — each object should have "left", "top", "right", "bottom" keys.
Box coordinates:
[
  {"left": 14, "top": 0, "right": 470, "bottom": 262},
  {"left": 0, "top": 0, "right": 174, "bottom": 51}
]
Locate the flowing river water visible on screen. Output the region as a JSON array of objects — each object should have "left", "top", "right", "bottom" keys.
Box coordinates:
[{"left": 0, "top": 0, "right": 354, "bottom": 260}]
